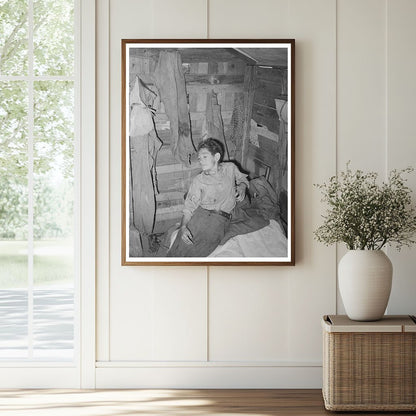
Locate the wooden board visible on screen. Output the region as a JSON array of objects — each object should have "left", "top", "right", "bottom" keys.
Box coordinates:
[
  {"left": 184, "top": 74, "right": 244, "bottom": 85},
  {"left": 156, "top": 167, "right": 200, "bottom": 193},
  {"left": 251, "top": 103, "right": 279, "bottom": 134},
  {"left": 256, "top": 66, "right": 288, "bottom": 82},
  {"left": 186, "top": 84, "right": 244, "bottom": 94},
  {"left": 254, "top": 80, "right": 286, "bottom": 109},
  {"left": 247, "top": 140, "right": 277, "bottom": 168}
]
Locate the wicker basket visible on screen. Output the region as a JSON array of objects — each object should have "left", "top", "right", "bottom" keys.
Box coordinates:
[{"left": 322, "top": 315, "right": 416, "bottom": 411}]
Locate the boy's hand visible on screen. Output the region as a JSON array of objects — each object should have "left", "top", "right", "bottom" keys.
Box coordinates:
[
  {"left": 180, "top": 226, "right": 193, "bottom": 245},
  {"left": 235, "top": 183, "right": 247, "bottom": 202}
]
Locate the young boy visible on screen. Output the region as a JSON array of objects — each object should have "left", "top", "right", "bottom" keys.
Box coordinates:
[{"left": 167, "top": 138, "right": 248, "bottom": 257}]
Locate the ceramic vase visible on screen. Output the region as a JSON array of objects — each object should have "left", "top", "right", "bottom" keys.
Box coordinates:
[{"left": 338, "top": 250, "right": 393, "bottom": 321}]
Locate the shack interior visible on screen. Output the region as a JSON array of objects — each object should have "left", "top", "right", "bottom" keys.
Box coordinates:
[{"left": 128, "top": 46, "right": 289, "bottom": 257}]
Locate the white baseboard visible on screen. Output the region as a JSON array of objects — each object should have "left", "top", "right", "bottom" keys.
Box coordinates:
[
  {"left": 0, "top": 364, "right": 323, "bottom": 389},
  {"left": 0, "top": 367, "right": 79, "bottom": 388},
  {"left": 95, "top": 365, "right": 323, "bottom": 389}
]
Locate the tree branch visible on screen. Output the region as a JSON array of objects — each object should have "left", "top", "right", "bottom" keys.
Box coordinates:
[{"left": 0, "top": 9, "right": 28, "bottom": 69}]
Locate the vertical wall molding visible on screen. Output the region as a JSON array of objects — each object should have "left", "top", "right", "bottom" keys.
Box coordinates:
[
  {"left": 385, "top": 0, "right": 389, "bottom": 177},
  {"left": 96, "top": 0, "right": 111, "bottom": 362},
  {"left": 80, "top": 0, "right": 96, "bottom": 388},
  {"left": 206, "top": 0, "right": 210, "bottom": 38},
  {"left": 385, "top": 0, "right": 416, "bottom": 314},
  {"left": 206, "top": 266, "right": 210, "bottom": 361},
  {"left": 335, "top": 0, "right": 339, "bottom": 314},
  {"left": 206, "top": 0, "right": 211, "bottom": 360}
]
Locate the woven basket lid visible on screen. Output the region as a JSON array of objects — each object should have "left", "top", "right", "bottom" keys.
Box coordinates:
[{"left": 322, "top": 315, "right": 416, "bottom": 333}]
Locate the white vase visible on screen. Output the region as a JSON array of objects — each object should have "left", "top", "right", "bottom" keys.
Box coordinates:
[{"left": 338, "top": 250, "right": 393, "bottom": 321}]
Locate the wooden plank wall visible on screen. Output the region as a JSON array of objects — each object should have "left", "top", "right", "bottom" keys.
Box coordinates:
[
  {"left": 245, "top": 66, "right": 288, "bottom": 194},
  {"left": 184, "top": 59, "right": 246, "bottom": 152},
  {"left": 129, "top": 51, "right": 246, "bottom": 236}
]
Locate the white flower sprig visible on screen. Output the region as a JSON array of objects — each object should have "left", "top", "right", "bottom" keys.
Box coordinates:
[{"left": 314, "top": 164, "right": 416, "bottom": 250}]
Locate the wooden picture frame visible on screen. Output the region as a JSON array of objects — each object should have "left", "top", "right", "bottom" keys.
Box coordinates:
[{"left": 122, "top": 39, "right": 295, "bottom": 265}]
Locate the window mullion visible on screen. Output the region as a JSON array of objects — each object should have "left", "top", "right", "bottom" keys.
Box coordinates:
[
  {"left": 0, "top": 76, "right": 75, "bottom": 81},
  {"left": 27, "top": 0, "right": 34, "bottom": 360}
]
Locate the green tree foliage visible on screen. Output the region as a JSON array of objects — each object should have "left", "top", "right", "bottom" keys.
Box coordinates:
[
  {"left": 0, "top": 81, "right": 27, "bottom": 238},
  {"left": 0, "top": 0, "right": 74, "bottom": 240},
  {"left": 0, "top": 177, "right": 27, "bottom": 239},
  {"left": 34, "top": 176, "right": 74, "bottom": 239},
  {"left": 34, "top": 81, "right": 74, "bottom": 178},
  {"left": 0, "top": 0, "right": 28, "bottom": 75},
  {"left": 0, "top": 81, "right": 28, "bottom": 179},
  {"left": 33, "top": 0, "right": 74, "bottom": 75}
]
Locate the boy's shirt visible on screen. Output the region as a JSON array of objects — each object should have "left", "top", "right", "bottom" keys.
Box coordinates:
[{"left": 183, "top": 162, "right": 248, "bottom": 216}]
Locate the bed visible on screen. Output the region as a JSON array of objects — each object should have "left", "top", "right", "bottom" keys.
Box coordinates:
[
  {"left": 209, "top": 219, "right": 287, "bottom": 258},
  {"left": 167, "top": 219, "right": 287, "bottom": 259}
]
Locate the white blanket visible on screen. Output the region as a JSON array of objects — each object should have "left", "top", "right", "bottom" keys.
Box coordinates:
[{"left": 209, "top": 220, "right": 287, "bottom": 258}]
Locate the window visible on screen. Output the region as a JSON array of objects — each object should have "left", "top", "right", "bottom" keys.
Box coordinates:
[{"left": 0, "top": 0, "right": 77, "bottom": 361}]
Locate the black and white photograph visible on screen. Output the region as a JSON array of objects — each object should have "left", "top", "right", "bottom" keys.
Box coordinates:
[{"left": 122, "top": 40, "right": 295, "bottom": 265}]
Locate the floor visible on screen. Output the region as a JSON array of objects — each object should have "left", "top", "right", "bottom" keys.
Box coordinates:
[{"left": 0, "top": 389, "right": 413, "bottom": 416}]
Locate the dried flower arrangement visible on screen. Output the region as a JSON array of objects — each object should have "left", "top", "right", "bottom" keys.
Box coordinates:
[{"left": 314, "top": 164, "right": 416, "bottom": 250}]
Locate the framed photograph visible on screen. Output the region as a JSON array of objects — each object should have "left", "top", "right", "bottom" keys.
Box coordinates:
[{"left": 122, "top": 39, "right": 295, "bottom": 265}]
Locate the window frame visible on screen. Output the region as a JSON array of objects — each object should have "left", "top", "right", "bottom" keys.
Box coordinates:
[{"left": 0, "top": 0, "right": 96, "bottom": 388}]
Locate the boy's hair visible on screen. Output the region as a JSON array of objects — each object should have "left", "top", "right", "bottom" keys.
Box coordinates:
[{"left": 197, "top": 138, "right": 224, "bottom": 161}]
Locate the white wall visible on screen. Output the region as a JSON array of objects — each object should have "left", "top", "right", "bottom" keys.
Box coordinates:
[{"left": 95, "top": 0, "right": 416, "bottom": 388}]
